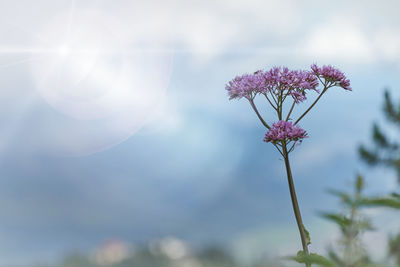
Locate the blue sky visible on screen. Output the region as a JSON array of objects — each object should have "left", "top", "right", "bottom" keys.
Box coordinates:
[{"left": 0, "top": 0, "right": 400, "bottom": 265}]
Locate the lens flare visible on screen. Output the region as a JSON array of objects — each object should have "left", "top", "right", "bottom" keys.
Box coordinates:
[
  {"left": 57, "top": 45, "right": 70, "bottom": 58},
  {"left": 29, "top": 9, "right": 173, "bottom": 155}
]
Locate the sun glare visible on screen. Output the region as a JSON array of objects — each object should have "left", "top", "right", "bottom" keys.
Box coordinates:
[
  {"left": 57, "top": 44, "right": 70, "bottom": 58},
  {"left": 24, "top": 9, "right": 173, "bottom": 155}
]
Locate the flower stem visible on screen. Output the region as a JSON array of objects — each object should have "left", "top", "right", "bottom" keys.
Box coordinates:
[
  {"left": 282, "top": 143, "right": 311, "bottom": 267},
  {"left": 294, "top": 85, "right": 330, "bottom": 125},
  {"left": 249, "top": 99, "right": 270, "bottom": 129},
  {"left": 286, "top": 100, "right": 296, "bottom": 121},
  {"left": 264, "top": 93, "right": 277, "bottom": 111}
]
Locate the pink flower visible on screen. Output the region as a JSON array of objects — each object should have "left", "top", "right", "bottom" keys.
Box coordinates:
[
  {"left": 311, "top": 64, "right": 351, "bottom": 91},
  {"left": 225, "top": 71, "right": 267, "bottom": 100},
  {"left": 264, "top": 67, "right": 319, "bottom": 103},
  {"left": 264, "top": 120, "right": 308, "bottom": 143},
  {"left": 225, "top": 67, "right": 319, "bottom": 102}
]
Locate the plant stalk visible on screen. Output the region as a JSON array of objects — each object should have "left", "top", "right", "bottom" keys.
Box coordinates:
[
  {"left": 282, "top": 143, "right": 311, "bottom": 267},
  {"left": 249, "top": 99, "right": 270, "bottom": 129},
  {"left": 294, "top": 85, "right": 330, "bottom": 125}
]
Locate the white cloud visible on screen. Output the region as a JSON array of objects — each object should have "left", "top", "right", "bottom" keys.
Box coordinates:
[
  {"left": 374, "top": 29, "right": 400, "bottom": 61},
  {"left": 0, "top": 0, "right": 304, "bottom": 155},
  {"left": 107, "top": 0, "right": 301, "bottom": 61},
  {"left": 302, "top": 17, "right": 375, "bottom": 63},
  {"left": 1, "top": 0, "right": 400, "bottom": 156}
]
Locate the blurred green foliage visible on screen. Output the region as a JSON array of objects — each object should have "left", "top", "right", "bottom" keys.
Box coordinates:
[
  {"left": 290, "top": 175, "right": 375, "bottom": 267},
  {"left": 290, "top": 90, "right": 400, "bottom": 267},
  {"left": 359, "top": 89, "right": 400, "bottom": 184},
  {"left": 358, "top": 89, "right": 400, "bottom": 266}
]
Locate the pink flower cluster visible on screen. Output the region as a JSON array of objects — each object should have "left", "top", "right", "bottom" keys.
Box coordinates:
[
  {"left": 225, "top": 66, "right": 319, "bottom": 103},
  {"left": 225, "top": 71, "right": 266, "bottom": 100},
  {"left": 311, "top": 64, "right": 351, "bottom": 91},
  {"left": 225, "top": 65, "right": 351, "bottom": 102},
  {"left": 264, "top": 120, "right": 308, "bottom": 143},
  {"left": 264, "top": 67, "right": 319, "bottom": 103}
]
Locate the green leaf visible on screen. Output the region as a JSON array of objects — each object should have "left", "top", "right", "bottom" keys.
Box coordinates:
[
  {"left": 372, "top": 123, "right": 389, "bottom": 148},
  {"left": 320, "top": 212, "right": 351, "bottom": 231},
  {"left": 356, "top": 174, "right": 365, "bottom": 193},
  {"left": 383, "top": 89, "right": 400, "bottom": 124},
  {"left": 303, "top": 224, "right": 311, "bottom": 246},
  {"left": 358, "top": 145, "right": 379, "bottom": 165},
  {"left": 288, "top": 251, "right": 335, "bottom": 267},
  {"left": 327, "top": 250, "right": 343, "bottom": 266},
  {"left": 357, "top": 218, "right": 374, "bottom": 231},
  {"left": 326, "top": 190, "right": 352, "bottom": 205},
  {"left": 360, "top": 197, "right": 400, "bottom": 209}
]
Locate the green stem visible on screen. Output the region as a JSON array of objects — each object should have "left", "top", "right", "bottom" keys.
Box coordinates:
[
  {"left": 278, "top": 89, "right": 283, "bottom": 120},
  {"left": 343, "top": 181, "right": 360, "bottom": 266},
  {"left": 282, "top": 143, "right": 311, "bottom": 267},
  {"left": 294, "top": 84, "right": 331, "bottom": 125},
  {"left": 264, "top": 93, "right": 277, "bottom": 111},
  {"left": 249, "top": 99, "right": 270, "bottom": 129},
  {"left": 286, "top": 100, "right": 296, "bottom": 121}
]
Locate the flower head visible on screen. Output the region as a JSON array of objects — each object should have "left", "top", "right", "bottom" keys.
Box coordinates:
[
  {"left": 225, "top": 71, "right": 267, "bottom": 100},
  {"left": 264, "top": 120, "right": 308, "bottom": 143},
  {"left": 264, "top": 67, "right": 319, "bottom": 103},
  {"left": 225, "top": 67, "right": 319, "bottom": 102},
  {"left": 311, "top": 64, "right": 351, "bottom": 91}
]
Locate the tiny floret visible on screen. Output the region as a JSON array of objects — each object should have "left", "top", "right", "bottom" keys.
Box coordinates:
[
  {"left": 264, "top": 120, "right": 308, "bottom": 143},
  {"left": 311, "top": 64, "right": 351, "bottom": 91},
  {"left": 225, "top": 71, "right": 267, "bottom": 100},
  {"left": 225, "top": 66, "right": 320, "bottom": 103},
  {"left": 264, "top": 67, "right": 319, "bottom": 103}
]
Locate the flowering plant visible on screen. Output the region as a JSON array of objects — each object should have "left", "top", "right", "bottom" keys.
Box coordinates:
[{"left": 226, "top": 65, "right": 351, "bottom": 266}]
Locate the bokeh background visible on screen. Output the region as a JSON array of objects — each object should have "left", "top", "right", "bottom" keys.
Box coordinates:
[{"left": 0, "top": 0, "right": 399, "bottom": 266}]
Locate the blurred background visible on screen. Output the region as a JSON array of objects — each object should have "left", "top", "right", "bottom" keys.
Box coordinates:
[{"left": 0, "top": 0, "right": 399, "bottom": 266}]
